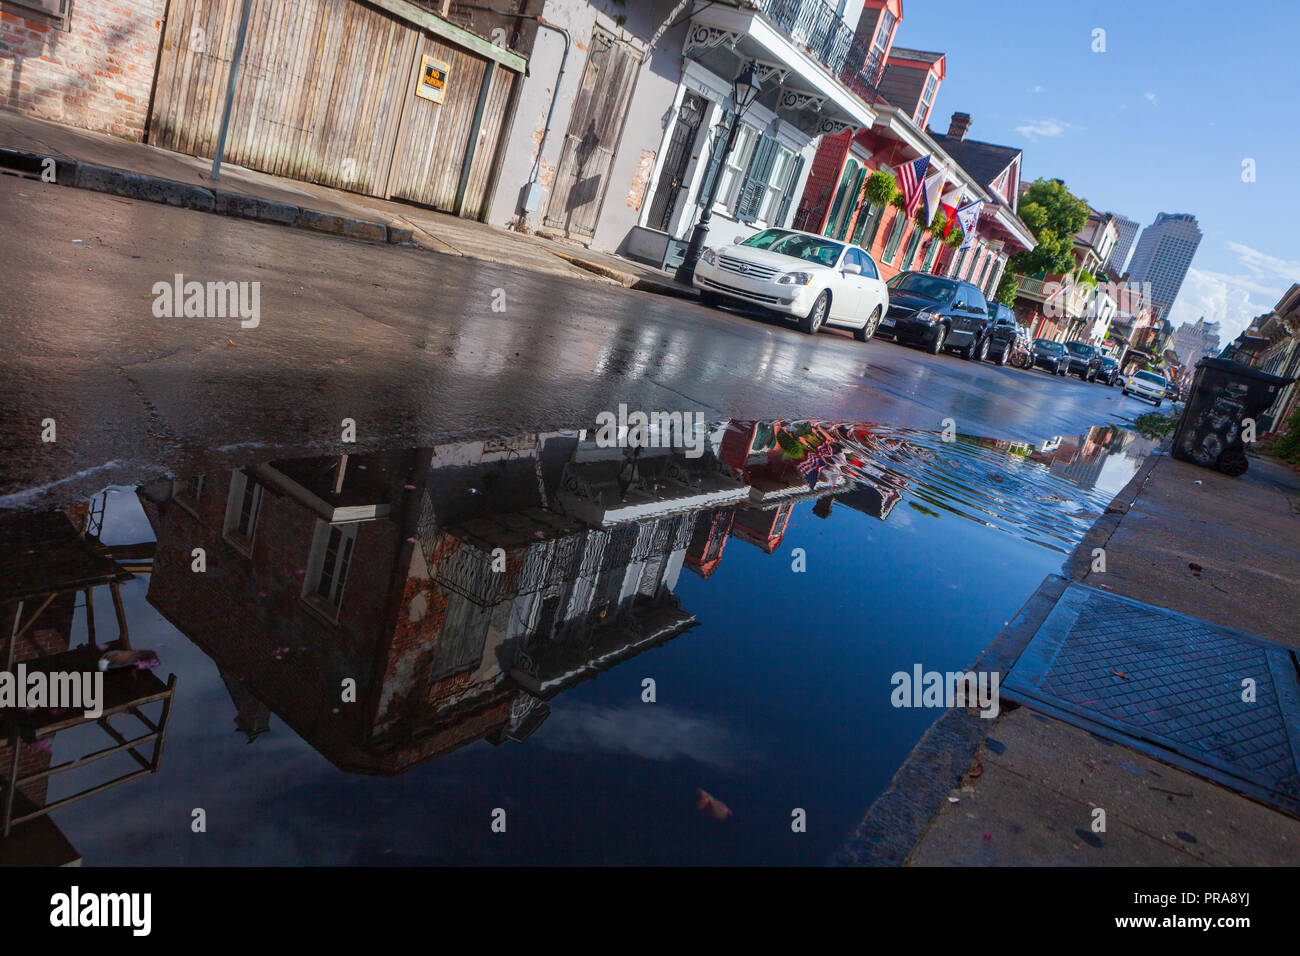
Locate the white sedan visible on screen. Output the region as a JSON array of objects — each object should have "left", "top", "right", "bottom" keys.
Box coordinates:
[
  {"left": 692, "top": 228, "right": 889, "bottom": 339},
  {"left": 1123, "top": 369, "right": 1169, "bottom": 406}
]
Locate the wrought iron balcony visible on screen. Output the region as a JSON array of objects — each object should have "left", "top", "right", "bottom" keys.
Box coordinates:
[{"left": 751, "top": 0, "right": 888, "bottom": 105}]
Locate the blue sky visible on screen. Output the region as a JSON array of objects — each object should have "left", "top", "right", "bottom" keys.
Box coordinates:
[{"left": 894, "top": 0, "right": 1298, "bottom": 340}]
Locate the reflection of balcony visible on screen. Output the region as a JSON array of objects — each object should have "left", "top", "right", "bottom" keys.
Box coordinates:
[{"left": 753, "top": 0, "right": 887, "bottom": 103}]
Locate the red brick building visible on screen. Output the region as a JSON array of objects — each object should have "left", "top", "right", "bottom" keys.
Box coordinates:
[{"left": 0, "top": 0, "right": 165, "bottom": 139}]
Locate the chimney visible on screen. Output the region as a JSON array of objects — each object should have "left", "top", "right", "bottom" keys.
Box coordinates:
[{"left": 947, "top": 112, "right": 971, "bottom": 140}]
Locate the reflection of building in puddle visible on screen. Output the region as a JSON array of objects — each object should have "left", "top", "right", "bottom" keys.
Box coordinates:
[
  {"left": 1027, "top": 426, "right": 1130, "bottom": 492},
  {"left": 0, "top": 506, "right": 176, "bottom": 866},
  {"left": 139, "top": 433, "right": 763, "bottom": 775}
]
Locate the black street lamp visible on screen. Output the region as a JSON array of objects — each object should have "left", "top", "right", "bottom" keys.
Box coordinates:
[{"left": 674, "top": 62, "right": 763, "bottom": 285}]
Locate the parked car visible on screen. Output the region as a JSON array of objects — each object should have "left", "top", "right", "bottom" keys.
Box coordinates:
[
  {"left": 1095, "top": 356, "right": 1121, "bottom": 386},
  {"left": 983, "top": 304, "right": 1023, "bottom": 366},
  {"left": 878, "top": 272, "right": 990, "bottom": 356},
  {"left": 1124, "top": 369, "right": 1168, "bottom": 406},
  {"left": 1031, "top": 338, "right": 1068, "bottom": 375},
  {"left": 1063, "top": 341, "right": 1102, "bottom": 380},
  {"left": 693, "top": 228, "right": 888, "bottom": 339}
]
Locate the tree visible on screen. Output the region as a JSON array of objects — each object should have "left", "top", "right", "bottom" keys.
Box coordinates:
[
  {"left": 995, "top": 272, "right": 1019, "bottom": 306},
  {"left": 1007, "top": 178, "right": 1090, "bottom": 278}
]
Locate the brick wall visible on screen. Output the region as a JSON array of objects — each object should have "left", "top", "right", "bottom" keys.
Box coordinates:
[
  {"left": 0, "top": 0, "right": 166, "bottom": 140},
  {"left": 793, "top": 130, "right": 851, "bottom": 233}
]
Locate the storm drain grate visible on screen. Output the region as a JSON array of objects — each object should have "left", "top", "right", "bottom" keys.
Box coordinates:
[{"left": 1002, "top": 582, "right": 1300, "bottom": 817}]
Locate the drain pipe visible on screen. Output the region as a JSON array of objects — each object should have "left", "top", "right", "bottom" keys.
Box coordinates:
[{"left": 523, "top": 17, "right": 570, "bottom": 209}]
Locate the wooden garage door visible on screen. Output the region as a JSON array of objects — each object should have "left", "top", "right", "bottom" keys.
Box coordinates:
[
  {"left": 385, "top": 35, "right": 514, "bottom": 215},
  {"left": 149, "top": 0, "right": 515, "bottom": 216}
]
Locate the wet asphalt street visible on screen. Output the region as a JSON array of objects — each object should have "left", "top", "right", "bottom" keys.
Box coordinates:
[{"left": 0, "top": 176, "right": 1153, "bottom": 505}]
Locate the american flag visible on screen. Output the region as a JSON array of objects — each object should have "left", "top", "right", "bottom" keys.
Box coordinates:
[
  {"left": 795, "top": 441, "right": 841, "bottom": 489},
  {"left": 898, "top": 155, "right": 931, "bottom": 218}
]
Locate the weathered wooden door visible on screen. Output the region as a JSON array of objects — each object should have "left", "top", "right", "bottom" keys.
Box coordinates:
[{"left": 542, "top": 28, "right": 640, "bottom": 240}]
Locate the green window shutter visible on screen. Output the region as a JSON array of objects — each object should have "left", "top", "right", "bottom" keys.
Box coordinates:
[
  {"left": 923, "top": 238, "right": 940, "bottom": 271},
  {"left": 902, "top": 226, "right": 924, "bottom": 270},
  {"left": 883, "top": 210, "right": 907, "bottom": 262},
  {"left": 836, "top": 166, "right": 865, "bottom": 240},
  {"left": 735, "top": 134, "right": 779, "bottom": 222},
  {"left": 774, "top": 154, "right": 805, "bottom": 227},
  {"left": 851, "top": 201, "right": 877, "bottom": 245},
  {"left": 697, "top": 112, "right": 735, "bottom": 207}
]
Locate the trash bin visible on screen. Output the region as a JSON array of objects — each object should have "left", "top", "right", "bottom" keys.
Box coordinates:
[{"left": 1170, "top": 357, "right": 1293, "bottom": 476}]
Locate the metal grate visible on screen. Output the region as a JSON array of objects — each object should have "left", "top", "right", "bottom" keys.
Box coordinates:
[{"left": 1003, "top": 582, "right": 1300, "bottom": 816}]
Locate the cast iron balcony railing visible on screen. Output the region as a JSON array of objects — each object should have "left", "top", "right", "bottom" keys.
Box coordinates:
[{"left": 751, "top": 0, "right": 888, "bottom": 105}]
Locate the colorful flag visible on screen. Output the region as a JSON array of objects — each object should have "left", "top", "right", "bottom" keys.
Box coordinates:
[
  {"left": 795, "top": 441, "right": 836, "bottom": 489},
  {"left": 897, "top": 155, "right": 931, "bottom": 219},
  {"left": 955, "top": 199, "right": 984, "bottom": 249},
  {"left": 921, "top": 171, "right": 945, "bottom": 227},
  {"left": 940, "top": 187, "right": 963, "bottom": 237}
]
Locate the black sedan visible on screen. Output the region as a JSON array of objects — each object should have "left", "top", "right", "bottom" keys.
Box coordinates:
[
  {"left": 1032, "top": 338, "right": 1068, "bottom": 375},
  {"left": 1095, "top": 356, "right": 1121, "bottom": 386},
  {"left": 1063, "top": 341, "right": 1102, "bottom": 380},
  {"left": 878, "top": 272, "right": 991, "bottom": 357}
]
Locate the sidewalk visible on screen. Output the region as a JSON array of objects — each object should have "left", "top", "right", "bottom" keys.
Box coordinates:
[
  {"left": 840, "top": 451, "right": 1300, "bottom": 866},
  {"left": 0, "top": 109, "right": 696, "bottom": 299}
]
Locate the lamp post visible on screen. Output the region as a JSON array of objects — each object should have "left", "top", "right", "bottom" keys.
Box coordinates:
[{"left": 674, "top": 62, "right": 762, "bottom": 285}]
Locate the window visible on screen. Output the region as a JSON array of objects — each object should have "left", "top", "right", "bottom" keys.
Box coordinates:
[
  {"left": 222, "top": 471, "right": 264, "bottom": 556},
  {"left": 172, "top": 475, "right": 205, "bottom": 519},
  {"left": 303, "top": 521, "right": 357, "bottom": 620},
  {"left": 756, "top": 145, "right": 796, "bottom": 224},
  {"left": 965, "top": 286, "right": 989, "bottom": 315},
  {"left": 8, "top": 1, "right": 71, "bottom": 29},
  {"left": 853, "top": 248, "right": 880, "bottom": 280},
  {"left": 716, "top": 124, "right": 757, "bottom": 210},
  {"left": 743, "top": 232, "right": 843, "bottom": 267},
  {"left": 915, "top": 74, "right": 938, "bottom": 126}
]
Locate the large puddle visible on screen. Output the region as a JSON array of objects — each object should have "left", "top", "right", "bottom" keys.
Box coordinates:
[{"left": 0, "top": 420, "right": 1156, "bottom": 864}]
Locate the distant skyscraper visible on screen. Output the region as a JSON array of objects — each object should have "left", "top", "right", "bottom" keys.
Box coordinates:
[
  {"left": 1173, "top": 317, "right": 1222, "bottom": 367},
  {"left": 1105, "top": 213, "right": 1140, "bottom": 274},
  {"left": 1127, "top": 213, "right": 1203, "bottom": 319}
]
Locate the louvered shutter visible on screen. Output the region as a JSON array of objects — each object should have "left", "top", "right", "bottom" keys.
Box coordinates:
[
  {"left": 735, "top": 134, "right": 779, "bottom": 222},
  {"left": 696, "top": 111, "right": 735, "bottom": 207}
]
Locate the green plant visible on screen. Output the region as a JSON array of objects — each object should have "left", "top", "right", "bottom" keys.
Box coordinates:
[
  {"left": 1132, "top": 410, "right": 1181, "bottom": 440},
  {"left": 945, "top": 225, "right": 964, "bottom": 249},
  {"left": 928, "top": 210, "right": 947, "bottom": 237},
  {"left": 863, "top": 170, "right": 898, "bottom": 207},
  {"left": 995, "top": 272, "right": 1019, "bottom": 305},
  {"left": 1266, "top": 407, "right": 1300, "bottom": 465}
]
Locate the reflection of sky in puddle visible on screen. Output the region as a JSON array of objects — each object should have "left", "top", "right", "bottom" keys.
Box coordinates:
[{"left": 12, "top": 422, "right": 1155, "bottom": 865}]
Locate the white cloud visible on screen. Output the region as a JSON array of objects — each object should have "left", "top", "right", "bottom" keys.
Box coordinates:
[
  {"left": 1013, "top": 118, "right": 1076, "bottom": 141},
  {"left": 1144, "top": 91, "right": 1159, "bottom": 106},
  {"left": 1165, "top": 242, "right": 1297, "bottom": 340},
  {"left": 1029, "top": 84, "right": 1044, "bottom": 94}
]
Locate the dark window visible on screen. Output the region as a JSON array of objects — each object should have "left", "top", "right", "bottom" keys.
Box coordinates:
[
  {"left": 8, "top": 1, "right": 70, "bottom": 28},
  {"left": 857, "top": 249, "right": 880, "bottom": 280}
]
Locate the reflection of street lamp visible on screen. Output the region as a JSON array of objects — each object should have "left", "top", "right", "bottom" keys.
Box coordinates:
[{"left": 674, "top": 62, "right": 762, "bottom": 285}]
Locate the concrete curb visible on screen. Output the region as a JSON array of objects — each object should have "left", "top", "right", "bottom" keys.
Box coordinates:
[
  {"left": 549, "top": 249, "right": 700, "bottom": 300},
  {"left": 0, "top": 147, "right": 405, "bottom": 245}
]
